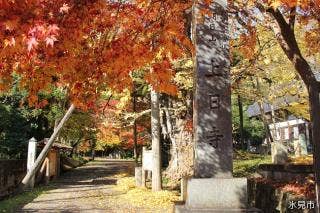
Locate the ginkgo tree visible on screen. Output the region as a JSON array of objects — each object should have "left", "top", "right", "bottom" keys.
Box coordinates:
[
  {"left": 230, "top": 0, "right": 320, "bottom": 210},
  {"left": 232, "top": 25, "right": 310, "bottom": 141}
]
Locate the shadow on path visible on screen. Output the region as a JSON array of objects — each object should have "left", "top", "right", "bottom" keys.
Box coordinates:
[{"left": 18, "top": 159, "right": 135, "bottom": 213}]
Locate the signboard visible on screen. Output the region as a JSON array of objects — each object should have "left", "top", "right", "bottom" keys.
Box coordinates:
[{"left": 142, "top": 148, "right": 153, "bottom": 171}]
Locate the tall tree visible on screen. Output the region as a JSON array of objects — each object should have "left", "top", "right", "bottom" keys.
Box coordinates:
[
  {"left": 0, "top": 0, "right": 192, "bottom": 107},
  {"left": 237, "top": 94, "right": 245, "bottom": 149},
  {"left": 150, "top": 89, "right": 162, "bottom": 191},
  {"left": 230, "top": 1, "right": 320, "bottom": 210},
  {"left": 132, "top": 86, "right": 139, "bottom": 164},
  {"left": 1, "top": 0, "right": 192, "bottom": 189}
]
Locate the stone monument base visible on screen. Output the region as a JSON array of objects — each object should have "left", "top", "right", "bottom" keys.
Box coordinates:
[{"left": 175, "top": 178, "right": 261, "bottom": 213}]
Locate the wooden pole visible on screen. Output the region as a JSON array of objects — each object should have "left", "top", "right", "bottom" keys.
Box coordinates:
[{"left": 19, "top": 104, "right": 75, "bottom": 190}]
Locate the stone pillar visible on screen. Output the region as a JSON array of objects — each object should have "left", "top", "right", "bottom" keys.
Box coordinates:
[
  {"left": 135, "top": 167, "right": 143, "bottom": 187},
  {"left": 27, "top": 137, "right": 37, "bottom": 188},
  {"left": 193, "top": 0, "right": 232, "bottom": 178},
  {"left": 176, "top": 0, "right": 252, "bottom": 211},
  {"left": 271, "top": 142, "right": 288, "bottom": 164},
  {"left": 180, "top": 177, "right": 188, "bottom": 201}
]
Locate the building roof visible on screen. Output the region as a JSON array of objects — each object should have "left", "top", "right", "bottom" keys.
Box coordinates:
[
  {"left": 247, "top": 102, "right": 273, "bottom": 118},
  {"left": 246, "top": 95, "right": 301, "bottom": 118},
  {"left": 38, "top": 138, "right": 72, "bottom": 150}
]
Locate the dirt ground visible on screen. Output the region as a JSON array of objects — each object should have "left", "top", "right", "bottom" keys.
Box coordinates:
[{"left": 18, "top": 159, "right": 169, "bottom": 213}]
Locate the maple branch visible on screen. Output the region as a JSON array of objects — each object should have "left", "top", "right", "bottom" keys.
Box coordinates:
[
  {"left": 266, "top": 7, "right": 316, "bottom": 87},
  {"left": 232, "top": 36, "right": 275, "bottom": 83},
  {"left": 122, "top": 106, "right": 187, "bottom": 126},
  {"left": 102, "top": 94, "right": 113, "bottom": 118},
  {"left": 289, "top": 7, "right": 296, "bottom": 31}
]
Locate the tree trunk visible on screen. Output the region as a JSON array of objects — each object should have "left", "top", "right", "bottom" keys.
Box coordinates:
[
  {"left": 265, "top": 9, "right": 320, "bottom": 211},
  {"left": 163, "top": 95, "right": 194, "bottom": 186},
  {"left": 54, "top": 118, "right": 60, "bottom": 141},
  {"left": 270, "top": 105, "right": 279, "bottom": 141},
  {"left": 18, "top": 104, "right": 75, "bottom": 191},
  {"left": 309, "top": 83, "right": 320, "bottom": 213},
  {"left": 150, "top": 89, "right": 162, "bottom": 191},
  {"left": 162, "top": 104, "right": 178, "bottom": 176},
  {"left": 90, "top": 140, "right": 96, "bottom": 161},
  {"left": 91, "top": 149, "right": 95, "bottom": 161},
  {"left": 164, "top": 107, "right": 176, "bottom": 165},
  {"left": 237, "top": 94, "right": 245, "bottom": 149},
  {"left": 257, "top": 101, "right": 273, "bottom": 143},
  {"left": 132, "top": 91, "right": 138, "bottom": 165},
  {"left": 253, "top": 77, "right": 273, "bottom": 143},
  {"left": 164, "top": 117, "right": 193, "bottom": 185},
  {"left": 54, "top": 119, "right": 59, "bottom": 131},
  {"left": 70, "top": 136, "right": 83, "bottom": 157}
]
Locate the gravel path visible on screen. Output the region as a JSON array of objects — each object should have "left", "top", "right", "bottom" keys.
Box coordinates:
[{"left": 19, "top": 159, "right": 138, "bottom": 213}]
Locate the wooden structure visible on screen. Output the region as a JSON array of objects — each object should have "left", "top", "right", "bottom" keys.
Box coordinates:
[
  {"left": 268, "top": 119, "right": 310, "bottom": 142},
  {"left": 37, "top": 139, "right": 72, "bottom": 184},
  {"left": 0, "top": 160, "right": 27, "bottom": 200},
  {"left": 247, "top": 101, "right": 311, "bottom": 143}
]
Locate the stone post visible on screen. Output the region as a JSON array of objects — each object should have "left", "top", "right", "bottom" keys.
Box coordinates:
[
  {"left": 271, "top": 142, "right": 288, "bottom": 164},
  {"left": 180, "top": 177, "right": 188, "bottom": 201},
  {"left": 135, "top": 167, "right": 143, "bottom": 187},
  {"left": 27, "top": 137, "right": 37, "bottom": 188},
  {"left": 176, "top": 0, "right": 252, "bottom": 211},
  {"left": 192, "top": 0, "right": 232, "bottom": 178}
]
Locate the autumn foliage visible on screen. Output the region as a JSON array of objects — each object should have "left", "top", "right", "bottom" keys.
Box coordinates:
[
  {"left": 3, "top": 0, "right": 319, "bottom": 109},
  {"left": 230, "top": 0, "right": 320, "bottom": 59},
  {"left": 0, "top": 0, "right": 193, "bottom": 109}
]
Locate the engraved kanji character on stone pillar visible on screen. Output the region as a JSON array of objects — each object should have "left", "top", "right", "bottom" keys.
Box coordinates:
[
  {"left": 209, "top": 94, "right": 220, "bottom": 109},
  {"left": 205, "top": 59, "right": 223, "bottom": 77},
  {"left": 206, "top": 126, "right": 223, "bottom": 148}
]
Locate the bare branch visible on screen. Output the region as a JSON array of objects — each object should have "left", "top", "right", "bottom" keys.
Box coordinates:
[{"left": 289, "top": 7, "right": 296, "bottom": 30}]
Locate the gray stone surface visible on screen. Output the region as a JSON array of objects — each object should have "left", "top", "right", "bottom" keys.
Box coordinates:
[
  {"left": 135, "top": 167, "right": 142, "bottom": 187},
  {"left": 181, "top": 177, "right": 188, "bottom": 201},
  {"left": 193, "top": 0, "right": 232, "bottom": 178},
  {"left": 186, "top": 178, "right": 248, "bottom": 209},
  {"left": 176, "top": 0, "right": 250, "bottom": 212},
  {"left": 271, "top": 142, "right": 288, "bottom": 164},
  {"left": 258, "top": 164, "right": 314, "bottom": 181}
]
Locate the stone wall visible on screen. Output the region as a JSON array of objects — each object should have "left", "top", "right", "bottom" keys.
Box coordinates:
[
  {"left": 248, "top": 178, "right": 316, "bottom": 213},
  {"left": 258, "top": 164, "right": 313, "bottom": 182},
  {"left": 0, "top": 160, "right": 27, "bottom": 200}
]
